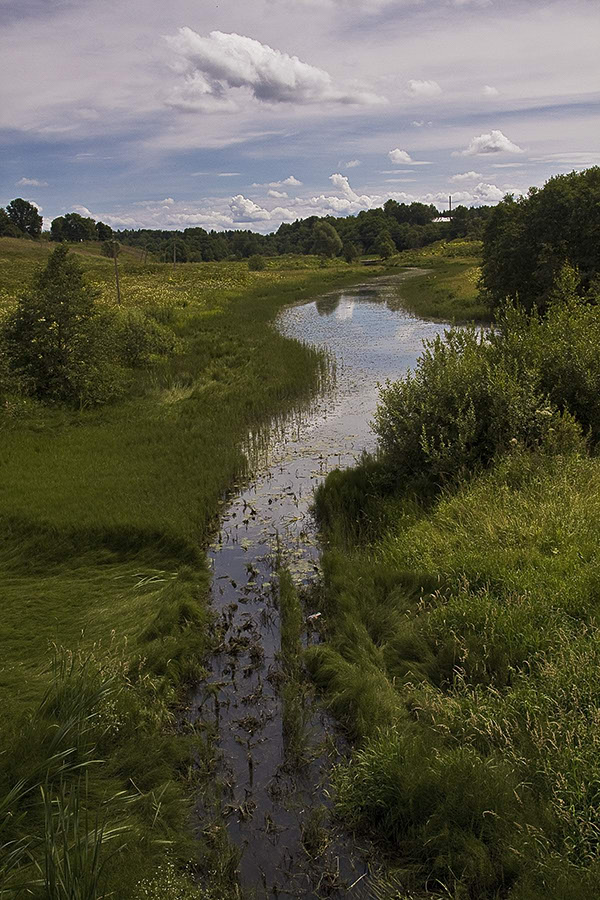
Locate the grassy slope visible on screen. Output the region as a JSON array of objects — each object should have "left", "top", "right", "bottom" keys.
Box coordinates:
[
  {"left": 387, "top": 240, "right": 490, "bottom": 323},
  {"left": 0, "top": 237, "right": 381, "bottom": 897}
]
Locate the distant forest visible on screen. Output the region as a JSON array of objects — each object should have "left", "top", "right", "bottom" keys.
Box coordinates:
[
  {"left": 0, "top": 196, "right": 492, "bottom": 260},
  {"left": 112, "top": 201, "right": 492, "bottom": 261}
]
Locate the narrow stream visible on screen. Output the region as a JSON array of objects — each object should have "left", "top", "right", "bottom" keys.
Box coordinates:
[{"left": 188, "top": 271, "right": 447, "bottom": 898}]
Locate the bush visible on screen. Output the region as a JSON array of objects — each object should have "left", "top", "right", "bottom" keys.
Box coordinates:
[
  {"left": 247, "top": 254, "right": 266, "bottom": 271},
  {"left": 374, "top": 268, "right": 591, "bottom": 484},
  {"left": 115, "top": 309, "right": 181, "bottom": 368},
  {"left": 4, "top": 246, "right": 125, "bottom": 407}
]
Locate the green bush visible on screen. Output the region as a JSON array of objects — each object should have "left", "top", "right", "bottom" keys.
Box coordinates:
[
  {"left": 374, "top": 268, "right": 592, "bottom": 484},
  {"left": 115, "top": 309, "right": 181, "bottom": 368},
  {"left": 247, "top": 254, "right": 266, "bottom": 271},
  {"left": 4, "top": 247, "right": 124, "bottom": 407}
]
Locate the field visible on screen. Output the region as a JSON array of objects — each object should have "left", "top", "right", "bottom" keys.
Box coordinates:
[
  {"left": 0, "top": 237, "right": 380, "bottom": 898},
  {"left": 388, "top": 240, "right": 490, "bottom": 322}
]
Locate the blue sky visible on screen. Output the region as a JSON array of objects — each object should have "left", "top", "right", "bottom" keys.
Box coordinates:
[{"left": 1, "top": 0, "right": 599, "bottom": 232}]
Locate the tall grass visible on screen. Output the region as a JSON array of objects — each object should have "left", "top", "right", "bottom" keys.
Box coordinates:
[
  {"left": 0, "top": 239, "right": 377, "bottom": 894},
  {"left": 310, "top": 448, "right": 600, "bottom": 897}
]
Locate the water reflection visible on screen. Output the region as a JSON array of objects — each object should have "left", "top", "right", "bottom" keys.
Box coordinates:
[{"left": 189, "top": 270, "right": 448, "bottom": 899}]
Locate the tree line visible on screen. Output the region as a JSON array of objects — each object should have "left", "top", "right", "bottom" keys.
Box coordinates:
[
  {"left": 482, "top": 166, "right": 600, "bottom": 312},
  {"left": 0, "top": 196, "right": 491, "bottom": 260}
]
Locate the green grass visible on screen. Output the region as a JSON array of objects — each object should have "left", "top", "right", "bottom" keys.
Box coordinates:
[
  {"left": 386, "top": 241, "right": 490, "bottom": 322},
  {"left": 310, "top": 448, "right": 600, "bottom": 898},
  {"left": 0, "top": 237, "right": 383, "bottom": 896}
]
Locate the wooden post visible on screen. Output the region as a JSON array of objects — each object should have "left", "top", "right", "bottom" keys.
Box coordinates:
[
  {"left": 173, "top": 239, "right": 176, "bottom": 271},
  {"left": 113, "top": 241, "right": 121, "bottom": 306}
]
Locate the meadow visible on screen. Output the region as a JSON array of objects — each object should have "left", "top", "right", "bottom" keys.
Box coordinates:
[
  {"left": 388, "top": 240, "right": 489, "bottom": 323},
  {"left": 0, "top": 237, "right": 378, "bottom": 898}
]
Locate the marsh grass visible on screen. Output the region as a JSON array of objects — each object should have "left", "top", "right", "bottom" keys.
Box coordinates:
[
  {"left": 311, "top": 447, "right": 600, "bottom": 897},
  {"left": 0, "top": 238, "right": 376, "bottom": 894}
]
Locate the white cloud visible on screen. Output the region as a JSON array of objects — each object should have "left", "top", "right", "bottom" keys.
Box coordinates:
[
  {"left": 482, "top": 84, "right": 499, "bottom": 97},
  {"left": 388, "top": 149, "right": 412, "bottom": 164},
  {"left": 229, "top": 194, "right": 295, "bottom": 222},
  {"left": 268, "top": 189, "right": 288, "bottom": 198},
  {"left": 450, "top": 170, "right": 483, "bottom": 182},
  {"left": 72, "top": 205, "right": 92, "bottom": 216},
  {"left": 252, "top": 175, "right": 303, "bottom": 189},
  {"left": 217, "top": 172, "right": 241, "bottom": 177},
  {"left": 457, "top": 130, "right": 524, "bottom": 156},
  {"left": 435, "top": 182, "right": 507, "bottom": 203},
  {"left": 407, "top": 79, "right": 442, "bottom": 98},
  {"left": 165, "top": 28, "right": 386, "bottom": 112},
  {"left": 16, "top": 177, "right": 48, "bottom": 187},
  {"left": 343, "top": 159, "right": 361, "bottom": 168},
  {"left": 388, "top": 148, "right": 432, "bottom": 166}
]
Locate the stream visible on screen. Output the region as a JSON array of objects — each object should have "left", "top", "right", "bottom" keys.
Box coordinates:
[{"left": 188, "top": 271, "right": 447, "bottom": 898}]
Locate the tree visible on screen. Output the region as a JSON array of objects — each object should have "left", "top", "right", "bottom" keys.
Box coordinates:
[
  {"left": 4, "top": 246, "right": 118, "bottom": 405},
  {"left": 375, "top": 231, "right": 396, "bottom": 259},
  {"left": 101, "top": 240, "right": 120, "bottom": 258},
  {"left": 343, "top": 242, "right": 360, "bottom": 264},
  {"left": 6, "top": 198, "right": 42, "bottom": 237},
  {"left": 482, "top": 167, "right": 600, "bottom": 313},
  {"left": 50, "top": 216, "right": 66, "bottom": 242},
  {"left": 60, "top": 212, "right": 97, "bottom": 242},
  {"left": 312, "top": 221, "right": 342, "bottom": 258},
  {"left": 96, "top": 221, "right": 113, "bottom": 241}
]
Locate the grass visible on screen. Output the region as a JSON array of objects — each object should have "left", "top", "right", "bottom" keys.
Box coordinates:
[
  {"left": 386, "top": 241, "right": 490, "bottom": 323},
  {"left": 310, "top": 447, "right": 600, "bottom": 898},
  {"left": 0, "top": 236, "right": 385, "bottom": 896}
]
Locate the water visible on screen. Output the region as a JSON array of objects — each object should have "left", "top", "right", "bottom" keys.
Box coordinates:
[{"left": 188, "top": 272, "right": 447, "bottom": 897}]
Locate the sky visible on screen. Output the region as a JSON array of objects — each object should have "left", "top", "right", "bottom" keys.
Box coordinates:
[{"left": 1, "top": 0, "right": 599, "bottom": 233}]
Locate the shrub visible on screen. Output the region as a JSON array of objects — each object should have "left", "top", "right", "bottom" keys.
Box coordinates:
[
  {"left": 374, "top": 268, "right": 591, "bottom": 484},
  {"left": 247, "top": 254, "right": 266, "bottom": 271},
  {"left": 4, "top": 246, "right": 125, "bottom": 407}
]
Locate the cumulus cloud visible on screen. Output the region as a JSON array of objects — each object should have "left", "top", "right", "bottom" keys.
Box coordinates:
[
  {"left": 435, "top": 183, "right": 507, "bottom": 203},
  {"left": 407, "top": 79, "right": 442, "bottom": 98},
  {"left": 268, "top": 189, "right": 288, "bottom": 198},
  {"left": 229, "top": 194, "right": 295, "bottom": 222},
  {"left": 16, "top": 177, "right": 48, "bottom": 187},
  {"left": 450, "top": 171, "right": 483, "bottom": 182},
  {"left": 388, "top": 148, "right": 432, "bottom": 166},
  {"left": 457, "top": 130, "right": 524, "bottom": 156},
  {"left": 389, "top": 149, "right": 412, "bottom": 164},
  {"left": 309, "top": 173, "right": 376, "bottom": 215},
  {"left": 165, "top": 28, "right": 386, "bottom": 112},
  {"left": 343, "top": 159, "right": 361, "bottom": 169},
  {"left": 482, "top": 85, "right": 499, "bottom": 97},
  {"left": 253, "top": 175, "right": 303, "bottom": 189}
]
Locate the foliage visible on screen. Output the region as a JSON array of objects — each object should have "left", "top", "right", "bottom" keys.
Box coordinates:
[
  {"left": 247, "top": 254, "right": 266, "bottom": 271},
  {"left": 6, "top": 198, "right": 42, "bottom": 237},
  {"left": 101, "top": 240, "right": 120, "bottom": 258},
  {"left": 481, "top": 166, "right": 600, "bottom": 312},
  {"left": 375, "top": 231, "right": 396, "bottom": 260},
  {"left": 312, "top": 221, "right": 343, "bottom": 258},
  {"left": 374, "top": 268, "right": 595, "bottom": 485},
  {"left": 51, "top": 213, "right": 98, "bottom": 243},
  {"left": 4, "top": 246, "right": 123, "bottom": 406},
  {"left": 311, "top": 449, "right": 600, "bottom": 898}
]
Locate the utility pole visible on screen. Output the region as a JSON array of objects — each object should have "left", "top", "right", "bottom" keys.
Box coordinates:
[
  {"left": 449, "top": 195, "right": 452, "bottom": 218},
  {"left": 112, "top": 241, "right": 121, "bottom": 306}
]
